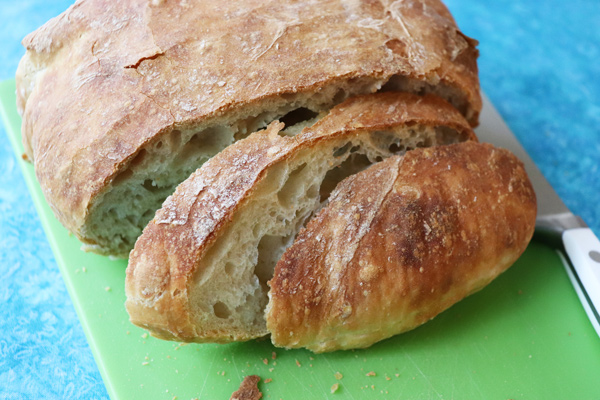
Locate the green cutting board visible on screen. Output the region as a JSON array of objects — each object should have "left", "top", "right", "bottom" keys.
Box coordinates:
[{"left": 2, "top": 79, "right": 599, "bottom": 400}]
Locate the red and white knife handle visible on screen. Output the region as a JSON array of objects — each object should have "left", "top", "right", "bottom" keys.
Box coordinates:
[{"left": 562, "top": 228, "right": 600, "bottom": 335}]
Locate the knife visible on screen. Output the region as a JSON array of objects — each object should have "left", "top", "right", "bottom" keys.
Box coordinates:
[{"left": 476, "top": 94, "right": 600, "bottom": 337}]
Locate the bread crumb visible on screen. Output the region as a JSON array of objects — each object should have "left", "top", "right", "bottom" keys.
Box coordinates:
[
  {"left": 366, "top": 371, "right": 376, "bottom": 377},
  {"left": 264, "top": 378, "right": 272, "bottom": 383},
  {"left": 395, "top": 373, "right": 400, "bottom": 377},
  {"left": 334, "top": 372, "right": 343, "bottom": 380},
  {"left": 385, "top": 376, "right": 391, "bottom": 381},
  {"left": 330, "top": 383, "right": 339, "bottom": 393},
  {"left": 82, "top": 267, "right": 87, "bottom": 273},
  {"left": 104, "top": 286, "right": 111, "bottom": 292},
  {"left": 142, "top": 362, "right": 149, "bottom": 366},
  {"left": 263, "top": 358, "right": 269, "bottom": 365},
  {"left": 295, "top": 360, "right": 301, "bottom": 367},
  {"left": 268, "top": 368, "right": 274, "bottom": 372},
  {"left": 141, "top": 333, "right": 148, "bottom": 339},
  {"left": 230, "top": 375, "right": 262, "bottom": 400}
]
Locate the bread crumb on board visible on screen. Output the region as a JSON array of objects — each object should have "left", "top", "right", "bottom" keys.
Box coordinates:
[
  {"left": 230, "top": 375, "right": 262, "bottom": 400},
  {"left": 330, "top": 383, "right": 340, "bottom": 393}
]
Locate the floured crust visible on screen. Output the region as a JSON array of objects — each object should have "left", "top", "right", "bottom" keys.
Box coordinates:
[
  {"left": 16, "top": 0, "right": 480, "bottom": 248},
  {"left": 125, "top": 92, "right": 475, "bottom": 342},
  {"left": 266, "top": 142, "right": 537, "bottom": 352}
]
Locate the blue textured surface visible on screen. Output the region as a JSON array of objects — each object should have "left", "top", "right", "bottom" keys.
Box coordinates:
[{"left": 0, "top": 1, "right": 598, "bottom": 398}]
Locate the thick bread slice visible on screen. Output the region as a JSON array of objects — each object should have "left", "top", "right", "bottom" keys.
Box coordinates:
[
  {"left": 16, "top": 0, "right": 480, "bottom": 257},
  {"left": 125, "top": 92, "right": 475, "bottom": 342},
  {"left": 266, "top": 142, "right": 537, "bottom": 352}
]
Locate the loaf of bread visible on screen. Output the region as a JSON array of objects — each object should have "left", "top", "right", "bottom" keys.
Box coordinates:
[
  {"left": 16, "top": 0, "right": 480, "bottom": 257},
  {"left": 125, "top": 92, "right": 477, "bottom": 342},
  {"left": 267, "top": 142, "right": 536, "bottom": 352}
]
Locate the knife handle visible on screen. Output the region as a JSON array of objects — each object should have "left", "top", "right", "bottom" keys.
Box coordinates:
[{"left": 562, "top": 228, "right": 600, "bottom": 335}]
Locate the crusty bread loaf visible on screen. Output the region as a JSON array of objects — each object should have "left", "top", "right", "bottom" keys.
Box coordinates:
[
  {"left": 16, "top": 0, "right": 480, "bottom": 257},
  {"left": 266, "top": 142, "right": 537, "bottom": 352},
  {"left": 125, "top": 92, "right": 476, "bottom": 342}
]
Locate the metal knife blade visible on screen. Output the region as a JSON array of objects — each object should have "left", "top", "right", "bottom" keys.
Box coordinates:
[{"left": 475, "top": 94, "right": 600, "bottom": 337}]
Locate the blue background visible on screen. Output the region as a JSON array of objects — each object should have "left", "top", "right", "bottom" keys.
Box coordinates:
[{"left": 0, "top": 1, "right": 598, "bottom": 398}]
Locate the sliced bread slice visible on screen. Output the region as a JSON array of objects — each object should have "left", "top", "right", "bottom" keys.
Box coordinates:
[
  {"left": 17, "top": 0, "right": 481, "bottom": 257},
  {"left": 266, "top": 142, "right": 537, "bottom": 352},
  {"left": 125, "top": 92, "right": 475, "bottom": 342}
]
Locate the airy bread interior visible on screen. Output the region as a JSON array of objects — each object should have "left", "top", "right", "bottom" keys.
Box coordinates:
[
  {"left": 81, "top": 76, "right": 472, "bottom": 257},
  {"left": 187, "top": 124, "right": 466, "bottom": 339}
]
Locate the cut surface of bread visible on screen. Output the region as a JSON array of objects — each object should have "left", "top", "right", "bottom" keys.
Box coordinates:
[
  {"left": 267, "top": 142, "right": 537, "bottom": 352},
  {"left": 17, "top": 0, "right": 481, "bottom": 257},
  {"left": 125, "top": 92, "right": 475, "bottom": 342}
]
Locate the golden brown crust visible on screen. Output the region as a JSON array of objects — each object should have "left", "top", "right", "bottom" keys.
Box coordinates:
[
  {"left": 125, "top": 92, "right": 475, "bottom": 342},
  {"left": 16, "top": 0, "right": 480, "bottom": 245},
  {"left": 266, "top": 142, "right": 536, "bottom": 352},
  {"left": 230, "top": 375, "right": 262, "bottom": 400}
]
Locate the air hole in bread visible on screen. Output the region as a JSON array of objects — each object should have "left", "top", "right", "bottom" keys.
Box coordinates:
[
  {"left": 143, "top": 179, "right": 160, "bottom": 193},
  {"left": 389, "top": 142, "right": 405, "bottom": 153},
  {"left": 277, "top": 163, "right": 308, "bottom": 207},
  {"left": 320, "top": 153, "right": 372, "bottom": 202},
  {"left": 213, "top": 302, "right": 231, "bottom": 319},
  {"left": 279, "top": 108, "right": 319, "bottom": 129},
  {"left": 333, "top": 142, "right": 352, "bottom": 158},
  {"left": 256, "top": 235, "right": 292, "bottom": 285},
  {"left": 332, "top": 88, "right": 348, "bottom": 104}
]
